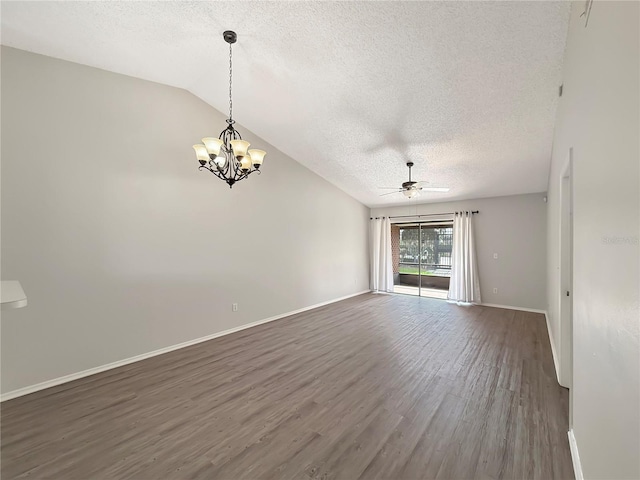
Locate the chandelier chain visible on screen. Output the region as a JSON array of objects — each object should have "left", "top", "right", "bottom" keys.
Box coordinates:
[{"left": 228, "top": 43, "right": 233, "bottom": 121}]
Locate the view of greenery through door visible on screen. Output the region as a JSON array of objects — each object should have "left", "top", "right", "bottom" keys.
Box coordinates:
[{"left": 394, "top": 223, "right": 453, "bottom": 298}]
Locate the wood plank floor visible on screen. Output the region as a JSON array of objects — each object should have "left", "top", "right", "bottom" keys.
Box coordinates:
[{"left": 1, "top": 293, "right": 574, "bottom": 479}]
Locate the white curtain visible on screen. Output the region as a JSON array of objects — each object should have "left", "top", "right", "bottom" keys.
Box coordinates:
[
  {"left": 448, "top": 212, "right": 482, "bottom": 304},
  {"left": 370, "top": 217, "right": 394, "bottom": 293}
]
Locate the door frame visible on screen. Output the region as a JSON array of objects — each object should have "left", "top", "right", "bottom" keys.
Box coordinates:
[{"left": 558, "top": 149, "right": 574, "bottom": 406}]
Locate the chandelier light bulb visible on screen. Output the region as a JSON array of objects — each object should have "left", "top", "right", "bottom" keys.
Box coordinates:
[
  {"left": 239, "top": 156, "right": 251, "bottom": 171},
  {"left": 213, "top": 155, "right": 226, "bottom": 168},
  {"left": 202, "top": 137, "right": 223, "bottom": 156},
  {"left": 193, "top": 144, "right": 209, "bottom": 163},
  {"left": 248, "top": 149, "right": 266, "bottom": 167},
  {"left": 230, "top": 139, "right": 250, "bottom": 157}
]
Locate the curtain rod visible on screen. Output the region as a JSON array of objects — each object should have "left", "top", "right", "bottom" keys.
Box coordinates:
[{"left": 370, "top": 210, "right": 479, "bottom": 220}]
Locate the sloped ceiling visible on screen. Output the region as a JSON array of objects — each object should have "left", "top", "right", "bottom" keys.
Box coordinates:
[{"left": 1, "top": 1, "right": 570, "bottom": 206}]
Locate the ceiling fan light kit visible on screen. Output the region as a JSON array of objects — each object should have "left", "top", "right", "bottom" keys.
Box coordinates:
[
  {"left": 403, "top": 188, "right": 420, "bottom": 199},
  {"left": 193, "top": 30, "right": 266, "bottom": 189}
]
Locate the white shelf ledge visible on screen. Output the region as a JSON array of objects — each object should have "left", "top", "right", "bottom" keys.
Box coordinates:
[{"left": 1, "top": 281, "right": 28, "bottom": 310}]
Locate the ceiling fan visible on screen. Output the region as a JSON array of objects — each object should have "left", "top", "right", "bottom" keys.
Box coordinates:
[{"left": 379, "top": 162, "right": 450, "bottom": 198}]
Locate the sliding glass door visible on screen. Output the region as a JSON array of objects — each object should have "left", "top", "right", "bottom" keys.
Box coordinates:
[{"left": 393, "top": 222, "right": 452, "bottom": 299}]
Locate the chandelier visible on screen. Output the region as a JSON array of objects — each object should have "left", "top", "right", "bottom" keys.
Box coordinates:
[{"left": 193, "top": 31, "right": 266, "bottom": 188}]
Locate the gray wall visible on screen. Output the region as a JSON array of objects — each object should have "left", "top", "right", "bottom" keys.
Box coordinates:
[
  {"left": 0, "top": 47, "right": 370, "bottom": 395},
  {"left": 371, "top": 192, "right": 547, "bottom": 310},
  {"left": 546, "top": 2, "right": 639, "bottom": 478}
]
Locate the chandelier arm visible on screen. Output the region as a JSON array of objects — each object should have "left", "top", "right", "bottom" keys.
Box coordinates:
[
  {"left": 210, "top": 166, "right": 226, "bottom": 181},
  {"left": 233, "top": 161, "right": 252, "bottom": 181},
  {"left": 199, "top": 165, "right": 226, "bottom": 181},
  {"left": 234, "top": 157, "right": 245, "bottom": 176},
  {"left": 216, "top": 159, "right": 227, "bottom": 179},
  {"left": 233, "top": 163, "right": 246, "bottom": 181}
]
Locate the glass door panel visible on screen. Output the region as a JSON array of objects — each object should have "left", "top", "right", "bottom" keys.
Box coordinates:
[
  {"left": 419, "top": 224, "right": 452, "bottom": 299},
  {"left": 394, "top": 224, "right": 420, "bottom": 296},
  {"left": 392, "top": 222, "right": 453, "bottom": 298}
]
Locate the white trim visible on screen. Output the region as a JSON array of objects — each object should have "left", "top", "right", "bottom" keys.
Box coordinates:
[
  {"left": 1, "top": 290, "right": 371, "bottom": 402},
  {"left": 568, "top": 429, "right": 584, "bottom": 480},
  {"left": 479, "top": 302, "right": 546, "bottom": 314},
  {"left": 545, "top": 311, "right": 561, "bottom": 383}
]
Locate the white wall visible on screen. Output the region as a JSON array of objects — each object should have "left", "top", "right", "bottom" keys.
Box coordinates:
[
  {"left": 546, "top": 2, "right": 639, "bottom": 478},
  {"left": 371, "top": 193, "right": 547, "bottom": 311},
  {"left": 0, "top": 47, "right": 370, "bottom": 395}
]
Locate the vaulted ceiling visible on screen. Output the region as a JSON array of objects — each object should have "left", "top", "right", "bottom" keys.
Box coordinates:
[{"left": 1, "top": 1, "right": 570, "bottom": 206}]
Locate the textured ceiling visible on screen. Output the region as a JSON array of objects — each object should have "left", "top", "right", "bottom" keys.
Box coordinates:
[{"left": 1, "top": 1, "right": 570, "bottom": 207}]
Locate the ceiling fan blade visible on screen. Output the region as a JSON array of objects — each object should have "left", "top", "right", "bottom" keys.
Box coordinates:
[
  {"left": 379, "top": 190, "right": 402, "bottom": 196},
  {"left": 378, "top": 187, "right": 403, "bottom": 190}
]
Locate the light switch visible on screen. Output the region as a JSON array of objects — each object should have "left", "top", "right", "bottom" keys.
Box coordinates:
[{"left": 493, "top": 253, "right": 498, "bottom": 259}]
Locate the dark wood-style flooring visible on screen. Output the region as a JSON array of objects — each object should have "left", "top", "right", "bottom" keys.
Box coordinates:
[{"left": 1, "top": 293, "right": 574, "bottom": 479}]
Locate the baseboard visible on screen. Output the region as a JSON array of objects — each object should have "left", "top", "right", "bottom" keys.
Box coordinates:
[
  {"left": 545, "top": 311, "right": 561, "bottom": 383},
  {"left": 1, "top": 290, "right": 371, "bottom": 402},
  {"left": 568, "top": 429, "right": 584, "bottom": 480},
  {"left": 479, "top": 302, "right": 546, "bottom": 314}
]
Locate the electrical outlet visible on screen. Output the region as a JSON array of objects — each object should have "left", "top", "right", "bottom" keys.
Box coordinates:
[
  {"left": 232, "top": 303, "right": 238, "bottom": 312},
  {"left": 493, "top": 288, "right": 498, "bottom": 294}
]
